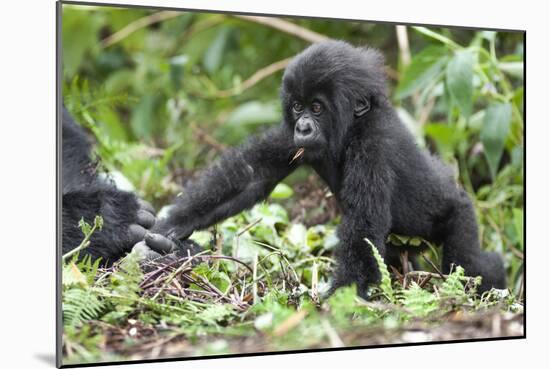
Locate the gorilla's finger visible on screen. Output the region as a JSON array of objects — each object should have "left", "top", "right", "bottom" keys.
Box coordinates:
[
  {"left": 145, "top": 232, "right": 177, "bottom": 254},
  {"left": 136, "top": 209, "right": 156, "bottom": 229},
  {"left": 132, "top": 241, "right": 162, "bottom": 261},
  {"left": 128, "top": 224, "right": 148, "bottom": 245},
  {"left": 137, "top": 199, "right": 156, "bottom": 214},
  {"left": 169, "top": 225, "right": 194, "bottom": 241}
]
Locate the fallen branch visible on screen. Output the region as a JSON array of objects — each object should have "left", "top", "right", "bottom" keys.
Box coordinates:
[
  {"left": 234, "top": 15, "right": 329, "bottom": 43},
  {"left": 197, "top": 57, "right": 292, "bottom": 99},
  {"left": 102, "top": 11, "right": 183, "bottom": 48}
]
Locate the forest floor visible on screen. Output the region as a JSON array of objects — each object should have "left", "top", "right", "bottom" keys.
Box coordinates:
[{"left": 62, "top": 178, "right": 524, "bottom": 365}]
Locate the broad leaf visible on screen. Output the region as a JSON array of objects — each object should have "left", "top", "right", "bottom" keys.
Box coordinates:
[
  {"left": 395, "top": 46, "right": 449, "bottom": 99},
  {"left": 130, "top": 94, "right": 156, "bottom": 138},
  {"left": 203, "top": 27, "right": 231, "bottom": 74},
  {"left": 226, "top": 101, "right": 281, "bottom": 127},
  {"left": 480, "top": 103, "right": 512, "bottom": 179},
  {"left": 446, "top": 50, "right": 475, "bottom": 118},
  {"left": 269, "top": 183, "right": 294, "bottom": 199}
]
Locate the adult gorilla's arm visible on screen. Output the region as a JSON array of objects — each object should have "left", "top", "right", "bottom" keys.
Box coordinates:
[
  {"left": 156, "top": 124, "right": 299, "bottom": 240},
  {"left": 62, "top": 108, "right": 158, "bottom": 264}
]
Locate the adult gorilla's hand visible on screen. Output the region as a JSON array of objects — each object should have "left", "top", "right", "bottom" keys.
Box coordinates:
[
  {"left": 127, "top": 200, "right": 173, "bottom": 261},
  {"left": 127, "top": 199, "right": 157, "bottom": 245},
  {"left": 132, "top": 232, "right": 179, "bottom": 261}
]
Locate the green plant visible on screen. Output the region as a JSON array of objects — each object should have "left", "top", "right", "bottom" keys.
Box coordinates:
[{"left": 60, "top": 7, "right": 524, "bottom": 362}]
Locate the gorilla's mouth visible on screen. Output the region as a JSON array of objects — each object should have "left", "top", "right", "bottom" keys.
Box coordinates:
[{"left": 294, "top": 135, "right": 324, "bottom": 151}]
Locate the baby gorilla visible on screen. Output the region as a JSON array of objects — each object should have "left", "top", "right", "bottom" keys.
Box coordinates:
[{"left": 148, "top": 41, "right": 506, "bottom": 297}]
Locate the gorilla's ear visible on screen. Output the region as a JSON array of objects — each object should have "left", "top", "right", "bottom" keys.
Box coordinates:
[{"left": 354, "top": 97, "right": 371, "bottom": 117}]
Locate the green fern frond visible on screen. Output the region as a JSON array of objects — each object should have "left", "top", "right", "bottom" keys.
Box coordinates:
[
  {"left": 401, "top": 282, "right": 438, "bottom": 317},
  {"left": 439, "top": 266, "right": 468, "bottom": 303},
  {"left": 63, "top": 288, "right": 103, "bottom": 327},
  {"left": 104, "top": 252, "right": 144, "bottom": 322},
  {"left": 365, "top": 238, "right": 395, "bottom": 303}
]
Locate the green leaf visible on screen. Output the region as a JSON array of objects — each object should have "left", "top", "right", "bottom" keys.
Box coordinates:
[
  {"left": 249, "top": 203, "right": 288, "bottom": 227},
  {"left": 498, "top": 62, "right": 524, "bottom": 79},
  {"left": 513, "top": 208, "right": 524, "bottom": 250},
  {"left": 226, "top": 101, "right": 281, "bottom": 127},
  {"left": 424, "top": 123, "right": 467, "bottom": 157},
  {"left": 209, "top": 270, "right": 232, "bottom": 294},
  {"left": 200, "top": 304, "right": 235, "bottom": 325},
  {"left": 395, "top": 107, "right": 424, "bottom": 146},
  {"left": 409, "top": 237, "right": 423, "bottom": 246},
  {"left": 219, "top": 101, "right": 282, "bottom": 144},
  {"left": 328, "top": 285, "right": 360, "bottom": 324},
  {"left": 480, "top": 103, "right": 512, "bottom": 179},
  {"left": 62, "top": 262, "right": 88, "bottom": 287},
  {"left": 254, "top": 312, "right": 274, "bottom": 330},
  {"left": 446, "top": 50, "right": 475, "bottom": 118},
  {"left": 395, "top": 46, "right": 449, "bottom": 99},
  {"left": 286, "top": 223, "right": 307, "bottom": 248},
  {"left": 189, "top": 230, "right": 212, "bottom": 246},
  {"left": 130, "top": 94, "right": 156, "bottom": 139},
  {"left": 78, "top": 218, "right": 92, "bottom": 237},
  {"left": 203, "top": 27, "right": 231, "bottom": 74},
  {"left": 269, "top": 183, "right": 294, "bottom": 199},
  {"left": 169, "top": 54, "right": 188, "bottom": 91},
  {"left": 62, "top": 8, "right": 105, "bottom": 78}
]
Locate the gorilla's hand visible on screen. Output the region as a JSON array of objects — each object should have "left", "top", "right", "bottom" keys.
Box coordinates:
[
  {"left": 127, "top": 199, "right": 157, "bottom": 245},
  {"left": 132, "top": 232, "right": 178, "bottom": 261}
]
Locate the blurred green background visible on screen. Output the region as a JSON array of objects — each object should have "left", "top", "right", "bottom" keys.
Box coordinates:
[{"left": 62, "top": 4, "right": 524, "bottom": 293}]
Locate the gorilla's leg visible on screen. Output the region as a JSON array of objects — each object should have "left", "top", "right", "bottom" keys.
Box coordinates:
[
  {"left": 328, "top": 214, "right": 390, "bottom": 299},
  {"left": 330, "top": 238, "right": 381, "bottom": 299},
  {"left": 440, "top": 190, "right": 506, "bottom": 293}
]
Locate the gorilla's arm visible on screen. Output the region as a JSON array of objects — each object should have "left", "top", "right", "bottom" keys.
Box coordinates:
[
  {"left": 156, "top": 125, "right": 299, "bottom": 240},
  {"left": 62, "top": 188, "right": 142, "bottom": 262},
  {"left": 62, "top": 108, "right": 160, "bottom": 264}
]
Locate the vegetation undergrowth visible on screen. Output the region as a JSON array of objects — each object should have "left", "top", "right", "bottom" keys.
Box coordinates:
[
  {"left": 61, "top": 6, "right": 524, "bottom": 364},
  {"left": 62, "top": 202, "right": 523, "bottom": 364}
]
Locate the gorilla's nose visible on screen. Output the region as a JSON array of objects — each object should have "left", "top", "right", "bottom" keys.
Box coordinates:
[{"left": 295, "top": 119, "right": 313, "bottom": 137}]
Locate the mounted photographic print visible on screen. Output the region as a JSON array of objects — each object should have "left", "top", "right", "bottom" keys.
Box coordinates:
[{"left": 57, "top": 1, "right": 525, "bottom": 367}]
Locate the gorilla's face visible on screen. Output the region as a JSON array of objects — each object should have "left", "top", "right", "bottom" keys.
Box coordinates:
[
  {"left": 288, "top": 96, "right": 329, "bottom": 151},
  {"left": 285, "top": 90, "right": 371, "bottom": 157},
  {"left": 281, "top": 41, "right": 386, "bottom": 160}
]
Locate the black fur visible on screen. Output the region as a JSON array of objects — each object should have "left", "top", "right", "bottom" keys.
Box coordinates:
[
  {"left": 62, "top": 108, "right": 141, "bottom": 264},
  {"left": 62, "top": 109, "right": 199, "bottom": 265},
  {"left": 157, "top": 41, "right": 506, "bottom": 296}
]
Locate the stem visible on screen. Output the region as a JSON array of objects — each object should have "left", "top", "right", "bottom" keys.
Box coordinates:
[
  {"left": 412, "top": 26, "right": 461, "bottom": 49},
  {"left": 62, "top": 220, "right": 101, "bottom": 261}
]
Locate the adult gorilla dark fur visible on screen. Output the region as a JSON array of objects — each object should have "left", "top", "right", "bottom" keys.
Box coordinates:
[
  {"left": 62, "top": 108, "right": 198, "bottom": 265},
  {"left": 152, "top": 41, "right": 506, "bottom": 296}
]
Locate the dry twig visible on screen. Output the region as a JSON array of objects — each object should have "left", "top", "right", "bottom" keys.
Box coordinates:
[
  {"left": 234, "top": 15, "right": 329, "bottom": 43},
  {"left": 102, "top": 11, "right": 183, "bottom": 48}
]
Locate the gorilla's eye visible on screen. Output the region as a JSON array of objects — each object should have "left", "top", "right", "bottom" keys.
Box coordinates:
[
  {"left": 292, "top": 102, "right": 304, "bottom": 113},
  {"left": 311, "top": 102, "right": 323, "bottom": 114}
]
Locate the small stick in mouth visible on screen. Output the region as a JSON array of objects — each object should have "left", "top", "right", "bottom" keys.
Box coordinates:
[{"left": 290, "top": 147, "right": 305, "bottom": 164}]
